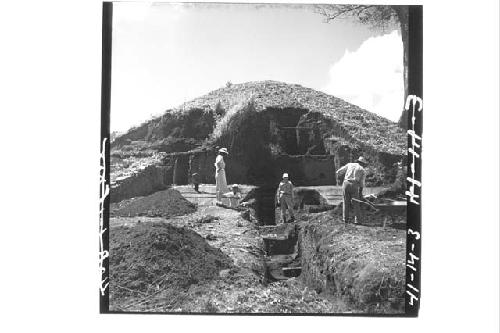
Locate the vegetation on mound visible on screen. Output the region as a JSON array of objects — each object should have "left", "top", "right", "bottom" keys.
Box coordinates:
[
  {"left": 114, "top": 80, "right": 405, "bottom": 155},
  {"left": 110, "top": 188, "right": 196, "bottom": 218}
]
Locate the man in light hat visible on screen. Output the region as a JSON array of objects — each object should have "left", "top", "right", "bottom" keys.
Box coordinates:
[
  {"left": 276, "top": 173, "right": 295, "bottom": 223},
  {"left": 336, "top": 156, "right": 368, "bottom": 224},
  {"left": 215, "top": 148, "right": 230, "bottom": 204},
  {"left": 222, "top": 184, "right": 241, "bottom": 208}
]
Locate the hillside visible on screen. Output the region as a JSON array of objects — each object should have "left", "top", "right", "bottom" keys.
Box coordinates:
[
  {"left": 110, "top": 81, "right": 406, "bottom": 202},
  {"left": 114, "top": 80, "right": 405, "bottom": 155}
]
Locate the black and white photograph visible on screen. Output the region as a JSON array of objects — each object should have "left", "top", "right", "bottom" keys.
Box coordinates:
[
  {"left": 0, "top": 0, "right": 500, "bottom": 333},
  {"left": 100, "top": 2, "right": 421, "bottom": 315},
  {"left": 1, "top": 0, "right": 500, "bottom": 330}
]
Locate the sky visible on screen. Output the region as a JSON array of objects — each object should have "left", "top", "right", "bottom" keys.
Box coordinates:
[{"left": 111, "top": 2, "right": 403, "bottom": 132}]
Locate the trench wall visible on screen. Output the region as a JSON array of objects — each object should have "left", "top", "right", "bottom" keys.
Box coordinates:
[
  {"left": 274, "top": 155, "right": 335, "bottom": 186},
  {"left": 110, "top": 164, "right": 173, "bottom": 203},
  {"left": 111, "top": 106, "right": 404, "bottom": 202},
  {"left": 110, "top": 146, "right": 398, "bottom": 203},
  {"left": 298, "top": 215, "right": 406, "bottom": 313},
  {"left": 324, "top": 137, "right": 403, "bottom": 186}
]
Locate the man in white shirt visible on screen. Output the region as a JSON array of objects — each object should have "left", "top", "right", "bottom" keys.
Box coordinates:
[
  {"left": 276, "top": 173, "right": 295, "bottom": 223},
  {"left": 336, "top": 156, "right": 368, "bottom": 224}
]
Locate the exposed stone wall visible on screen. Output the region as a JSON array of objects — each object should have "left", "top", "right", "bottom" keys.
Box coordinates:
[
  {"left": 173, "top": 154, "right": 190, "bottom": 185},
  {"left": 110, "top": 164, "right": 173, "bottom": 203},
  {"left": 274, "top": 155, "right": 335, "bottom": 186},
  {"left": 263, "top": 108, "right": 308, "bottom": 155},
  {"left": 112, "top": 151, "right": 335, "bottom": 202},
  {"left": 324, "top": 135, "right": 403, "bottom": 186},
  {"left": 110, "top": 104, "right": 405, "bottom": 201},
  {"left": 296, "top": 112, "right": 327, "bottom": 155},
  {"left": 188, "top": 151, "right": 216, "bottom": 184}
]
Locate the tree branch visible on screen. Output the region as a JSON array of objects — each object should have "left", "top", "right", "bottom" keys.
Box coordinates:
[{"left": 317, "top": 5, "right": 376, "bottom": 23}]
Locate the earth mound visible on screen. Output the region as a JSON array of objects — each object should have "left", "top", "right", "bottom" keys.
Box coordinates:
[
  {"left": 114, "top": 81, "right": 405, "bottom": 155},
  {"left": 109, "top": 222, "right": 233, "bottom": 308},
  {"left": 110, "top": 81, "right": 407, "bottom": 202},
  {"left": 110, "top": 188, "right": 196, "bottom": 218}
]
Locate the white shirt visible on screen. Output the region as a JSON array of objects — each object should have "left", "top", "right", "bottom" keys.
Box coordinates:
[
  {"left": 215, "top": 154, "right": 225, "bottom": 172},
  {"left": 336, "top": 163, "right": 366, "bottom": 187},
  {"left": 276, "top": 180, "right": 294, "bottom": 200}
]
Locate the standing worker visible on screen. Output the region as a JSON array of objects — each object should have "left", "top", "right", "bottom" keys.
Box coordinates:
[
  {"left": 191, "top": 172, "right": 201, "bottom": 193},
  {"left": 215, "top": 147, "right": 230, "bottom": 204},
  {"left": 336, "top": 156, "right": 368, "bottom": 224},
  {"left": 276, "top": 173, "right": 295, "bottom": 223}
]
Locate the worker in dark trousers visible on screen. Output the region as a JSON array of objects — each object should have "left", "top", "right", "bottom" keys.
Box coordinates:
[
  {"left": 191, "top": 172, "right": 200, "bottom": 193},
  {"left": 276, "top": 173, "right": 295, "bottom": 223},
  {"left": 336, "top": 157, "right": 368, "bottom": 224}
]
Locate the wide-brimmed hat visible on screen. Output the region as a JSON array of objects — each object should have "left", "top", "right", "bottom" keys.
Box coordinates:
[
  {"left": 282, "top": 173, "right": 289, "bottom": 178},
  {"left": 218, "top": 147, "right": 229, "bottom": 154},
  {"left": 356, "top": 156, "right": 368, "bottom": 165}
]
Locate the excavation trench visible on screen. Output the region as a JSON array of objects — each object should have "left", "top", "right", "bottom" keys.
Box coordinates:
[
  {"left": 108, "top": 184, "right": 406, "bottom": 313},
  {"left": 253, "top": 186, "right": 278, "bottom": 226},
  {"left": 260, "top": 223, "right": 302, "bottom": 284},
  {"left": 246, "top": 186, "right": 406, "bottom": 313},
  {"left": 247, "top": 186, "right": 352, "bottom": 285},
  {"left": 250, "top": 186, "right": 332, "bottom": 285},
  {"left": 240, "top": 185, "right": 302, "bottom": 284}
]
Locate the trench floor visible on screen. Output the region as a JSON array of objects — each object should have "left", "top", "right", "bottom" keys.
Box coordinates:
[
  {"left": 173, "top": 183, "right": 387, "bottom": 206},
  {"left": 109, "top": 184, "right": 353, "bottom": 313}
]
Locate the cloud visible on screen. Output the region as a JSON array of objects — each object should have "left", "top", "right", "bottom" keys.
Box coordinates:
[{"left": 323, "top": 30, "right": 404, "bottom": 122}]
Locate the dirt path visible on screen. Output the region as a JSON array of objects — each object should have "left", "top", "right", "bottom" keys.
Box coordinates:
[{"left": 109, "top": 184, "right": 352, "bottom": 313}]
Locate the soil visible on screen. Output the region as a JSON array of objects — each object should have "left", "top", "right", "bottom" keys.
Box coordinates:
[
  {"left": 110, "top": 188, "right": 196, "bottom": 218},
  {"left": 108, "top": 184, "right": 405, "bottom": 314},
  {"left": 299, "top": 210, "right": 406, "bottom": 313},
  {"left": 108, "top": 185, "right": 354, "bottom": 313},
  {"left": 109, "top": 222, "right": 232, "bottom": 308}
]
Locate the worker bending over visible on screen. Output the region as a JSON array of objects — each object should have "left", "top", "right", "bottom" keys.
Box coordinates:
[
  {"left": 222, "top": 184, "right": 241, "bottom": 208},
  {"left": 336, "top": 156, "right": 368, "bottom": 224},
  {"left": 276, "top": 173, "right": 295, "bottom": 223}
]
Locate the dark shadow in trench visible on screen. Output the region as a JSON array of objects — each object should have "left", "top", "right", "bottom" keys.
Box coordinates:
[{"left": 253, "top": 186, "right": 278, "bottom": 226}]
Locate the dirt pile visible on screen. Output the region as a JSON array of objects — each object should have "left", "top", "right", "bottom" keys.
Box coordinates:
[
  {"left": 299, "top": 212, "right": 406, "bottom": 313},
  {"left": 110, "top": 188, "right": 196, "bottom": 218},
  {"left": 109, "top": 222, "right": 232, "bottom": 309}
]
